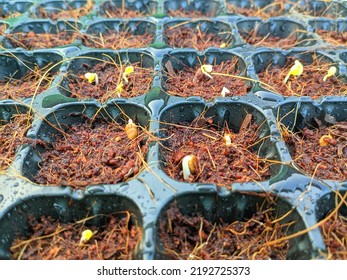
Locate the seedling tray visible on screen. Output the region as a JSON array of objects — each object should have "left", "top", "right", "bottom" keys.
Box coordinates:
[{"left": 0, "top": 0, "right": 346, "bottom": 260}]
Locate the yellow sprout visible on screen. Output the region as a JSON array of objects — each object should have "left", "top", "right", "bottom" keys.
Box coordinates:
[
  {"left": 220, "top": 42, "right": 227, "bottom": 48},
  {"left": 84, "top": 72, "right": 99, "bottom": 84},
  {"left": 283, "top": 60, "right": 303, "bottom": 84},
  {"left": 201, "top": 64, "right": 213, "bottom": 79},
  {"left": 122, "top": 66, "right": 134, "bottom": 83},
  {"left": 323, "top": 66, "right": 337, "bottom": 82},
  {"left": 116, "top": 82, "right": 124, "bottom": 97},
  {"left": 319, "top": 134, "right": 333, "bottom": 147},
  {"left": 79, "top": 229, "right": 93, "bottom": 245},
  {"left": 182, "top": 155, "right": 200, "bottom": 181},
  {"left": 221, "top": 87, "right": 230, "bottom": 97}
]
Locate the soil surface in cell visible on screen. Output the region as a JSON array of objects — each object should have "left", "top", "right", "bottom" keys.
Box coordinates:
[
  {"left": 162, "top": 114, "right": 271, "bottom": 186},
  {"left": 283, "top": 120, "right": 347, "bottom": 180},
  {"left": 35, "top": 1, "right": 93, "bottom": 20},
  {"left": 241, "top": 32, "right": 301, "bottom": 49},
  {"left": 99, "top": 5, "right": 152, "bottom": 18},
  {"left": 159, "top": 203, "right": 290, "bottom": 260},
  {"left": 82, "top": 31, "right": 154, "bottom": 49},
  {"left": 316, "top": 29, "right": 347, "bottom": 46},
  {"left": 167, "top": 8, "right": 212, "bottom": 17},
  {"left": 5, "top": 31, "right": 80, "bottom": 50},
  {"left": 0, "top": 114, "right": 30, "bottom": 172},
  {"left": 0, "top": 10, "right": 22, "bottom": 19},
  {"left": 0, "top": 66, "right": 54, "bottom": 100},
  {"left": 34, "top": 117, "right": 148, "bottom": 188},
  {"left": 165, "top": 57, "right": 251, "bottom": 100},
  {"left": 67, "top": 62, "right": 153, "bottom": 101},
  {"left": 165, "top": 26, "right": 230, "bottom": 51},
  {"left": 321, "top": 213, "right": 347, "bottom": 260},
  {"left": 226, "top": 2, "right": 286, "bottom": 18},
  {"left": 10, "top": 212, "right": 141, "bottom": 260},
  {"left": 257, "top": 57, "right": 347, "bottom": 99}
]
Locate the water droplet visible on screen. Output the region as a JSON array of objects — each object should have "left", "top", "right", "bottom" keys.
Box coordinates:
[
  {"left": 21, "top": 203, "right": 28, "bottom": 211},
  {"left": 196, "top": 184, "right": 215, "bottom": 192},
  {"left": 0, "top": 195, "right": 3, "bottom": 203},
  {"left": 86, "top": 185, "right": 105, "bottom": 194},
  {"left": 53, "top": 203, "right": 67, "bottom": 215},
  {"left": 119, "top": 183, "right": 129, "bottom": 191},
  {"left": 148, "top": 207, "right": 156, "bottom": 214},
  {"left": 145, "top": 227, "right": 153, "bottom": 248},
  {"left": 254, "top": 91, "right": 284, "bottom": 102}
]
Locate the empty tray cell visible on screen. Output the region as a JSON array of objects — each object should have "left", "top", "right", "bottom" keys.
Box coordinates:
[
  {"left": 163, "top": 19, "right": 235, "bottom": 51},
  {"left": 0, "top": 1, "right": 32, "bottom": 19},
  {"left": 292, "top": 0, "right": 347, "bottom": 19},
  {"left": 97, "top": 0, "right": 157, "bottom": 18},
  {"left": 21, "top": 102, "right": 150, "bottom": 188},
  {"left": 60, "top": 50, "right": 154, "bottom": 101},
  {"left": 0, "top": 51, "right": 63, "bottom": 100},
  {"left": 0, "top": 195, "right": 143, "bottom": 260},
  {"left": 82, "top": 19, "right": 156, "bottom": 49},
  {"left": 277, "top": 101, "right": 347, "bottom": 181},
  {"left": 316, "top": 191, "right": 347, "bottom": 260},
  {"left": 237, "top": 18, "right": 318, "bottom": 49},
  {"left": 3, "top": 20, "right": 82, "bottom": 50},
  {"left": 33, "top": 0, "right": 93, "bottom": 20},
  {"left": 162, "top": 50, "right": 251, "bottom": 100},
  {"left": 252, "top": 50, "right": 347, "bottom": 99},
  {"left": 0, "top": 103, "right": 30, "bottom": 172},
  {"left": 225, "top": 0, "right": 287, "bottom": 18},
  {"left": 164, "top": 0, "right": 222, "bottom": 17},
  {"left": 158, "top": 101, "right": 282, "bottom": 186},
  {"left": 309, "top": 19, "right": 347, "bottom": 47},
  {"left": 156, "top": 192, "right": 313, "bottom": 259}
]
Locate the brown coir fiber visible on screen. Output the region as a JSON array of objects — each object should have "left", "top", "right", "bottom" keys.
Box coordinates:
[
  {"left": 82, "top": 31, "right": 154, "bottom": 49},
  {"left": 165, "top": 25, "right": 230, "bottom": 50},
  {"left": 282, "top": 121, "right": 347, "bottom": 181},
  {"left": 159, "top": 203, "right": 290, "bottom": 260},
  {"left": 34, "top": 117, "right": 148, "bottom": 188},
  {"left": 162, "top": 114, "right": 271, "bottom": 186},
  {"left": 257, "top": 57, "right": 347, "bottom": 99},
  {"left": 165, "top": 57, "right": 251, "bottom": 100},
  {"left": 67, "top": 62, "right": 153, "bottom": 102},
  {"left": 11, "top": 212, "right": 141, "bottom": 260},
  {"left": 0, "top": 114, "right": 30, "bottom": 172}
]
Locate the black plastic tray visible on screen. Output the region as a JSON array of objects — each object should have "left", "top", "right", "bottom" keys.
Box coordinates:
[{"left": 0, "top": 0, "right": 346, "bottom": 260}]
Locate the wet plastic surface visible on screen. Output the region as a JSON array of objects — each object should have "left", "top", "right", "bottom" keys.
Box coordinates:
[{"left": 0, "top": 0, "right": 346, "bottom": 260}]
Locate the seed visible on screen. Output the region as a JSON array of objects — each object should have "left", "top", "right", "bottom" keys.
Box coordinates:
[
  {"left": 319, "top": 134, "right": 333, "bottom": 147},
  {"left": 125, "top": 119, "right": 138, "bottom": 140},
  {"left": 182, "top": 155, "right": 200, "bottom": 181},
  {"left": 79, "top": 229, "right": 93, "bottom": 245}
]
